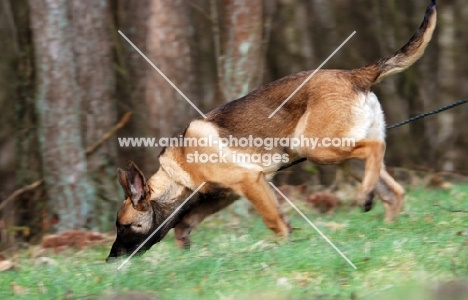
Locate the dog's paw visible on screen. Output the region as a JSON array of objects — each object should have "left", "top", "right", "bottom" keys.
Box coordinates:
[
  {"left": 362, "top": 190, "right": 375, "bottom": 212},
  {"left": 176, "top": 237, "right": 191, "bottom": 250}
]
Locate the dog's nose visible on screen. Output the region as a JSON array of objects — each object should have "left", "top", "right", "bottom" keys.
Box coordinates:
[{"left": 106, "top": 256, "right": 117, "bottom": 263}]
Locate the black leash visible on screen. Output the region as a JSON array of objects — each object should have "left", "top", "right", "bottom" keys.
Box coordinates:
[
  {"left": 277, "top": 99, "right": 468, "bottom": 172},
  {"left": 385, "top": 99, "right": 468, "bottom": 129}
]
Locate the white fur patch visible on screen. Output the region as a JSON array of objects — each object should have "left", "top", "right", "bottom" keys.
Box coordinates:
[
  {"left": 347, "top": 92, "right": 385, "bottom": 142},
  {"left": 366, "top": 92, "right": 386, "bottom": 140},
  {"left": 188, "top": 120, "right": 221, "bottom": 140},
  {"left": 235, "top": 160, "right": 265, "bottom": 171}
]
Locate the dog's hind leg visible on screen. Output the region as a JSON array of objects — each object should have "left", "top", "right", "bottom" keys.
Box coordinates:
[
  {"left": 340, "top": 159, "right": 375, "bottom": 211},
  {"left": 345, "top": 139, "right": 386, "bottom": 213},
  {"left": 377, "top": 168, "right": 405, "bottom": 222},
  {"left": 298, "top": 136, "right": 386, "bottom": 218},
  {"left": 340, "top": 159, "right": 405, "bottom": 222}
]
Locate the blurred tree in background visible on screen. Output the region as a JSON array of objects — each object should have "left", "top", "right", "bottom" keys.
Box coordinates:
[
  {"left": 29, "top": 0, "right": 94, "bottom": 231},
  {"left": 0, "top": 0, "right": 467, "bottom": 247}
]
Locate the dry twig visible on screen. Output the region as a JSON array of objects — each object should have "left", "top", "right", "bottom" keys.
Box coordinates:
[
  {"left": 0, "top": 112, "right": 132, "bottom": 211},
  {"left": 433, "top": 204, "right": 468, "bottom": 214}
]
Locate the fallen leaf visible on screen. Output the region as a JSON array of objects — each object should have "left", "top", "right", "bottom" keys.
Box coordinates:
[
  {"left": 0, "top": 260, "right": 13, "bottom": 272},
  {"left": 11, "top": 282, "right": 26, "bottom": 295},
  {"left": 276, "top": 277, "right": 291, "bottom": 289},
  {"left": 38, "top": 282, "right": 47, "bottom": 294},
  {"left": 247, "top": 240, "right": 275, "bottom": 251},
  {"left": 323, "top": 221, "right": 347, "bottom": 230},
  {"left": 34, "top": 257, "right": 58, "bottom": 266}
]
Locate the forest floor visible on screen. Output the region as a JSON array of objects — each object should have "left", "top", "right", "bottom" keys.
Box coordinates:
[{"left": 1, "top": 185, "right": 468, "bottom": 300}]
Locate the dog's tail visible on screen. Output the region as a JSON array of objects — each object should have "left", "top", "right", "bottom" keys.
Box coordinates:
[{"left": 354, "top": 0, "right": 436, "bottom": 88}]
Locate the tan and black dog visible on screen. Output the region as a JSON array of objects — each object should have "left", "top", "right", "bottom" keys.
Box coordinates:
[{"left": 107, "top": 1, "right": 436, "bottom": 261}]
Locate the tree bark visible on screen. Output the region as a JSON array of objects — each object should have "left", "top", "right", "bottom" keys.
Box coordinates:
[
  {"left": 219, "top": 0, "right": 263, "bottom": 101},
  {"left": 30, "top": 0, "right": 93, "bottom": 232},
  {"left": 146, "top": 0, "right": 198, "bottom": 167},
  {"left": 436, "top": 1, "right": 456, "bottom": 171},
  {"left": 115, "top": 0, "right": 149, "bottom": 173},
  {"left": 71, "top": 0, "right": 119, "bottom": 231}
]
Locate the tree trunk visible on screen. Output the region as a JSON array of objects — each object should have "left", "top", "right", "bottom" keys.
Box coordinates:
[
  {"left": 71, "top": 0, "right": 118, "bottom": 231},
  {"left": 146, "top": 0, "right": 198, "bottom": 167},
  {"left": 115, "top": 0, "right": 149, "bottom": 173},
  {"left": 397, "top": 0, "right": 429, "bottom": 167},
  {"left": 219, "top": 0, "right": 263, "bottom": 101},
  {"left": 454, "top": 0, "right": 468, "bottom": 171},
  {"left": 30, "top": 0, "right": 93, "bottom": 232},
  {"left": 9, "top": 0, "right": 45, "bottom": 242},
  {"left": 436, "top": 1, "right": 456, "bottom": 171}
]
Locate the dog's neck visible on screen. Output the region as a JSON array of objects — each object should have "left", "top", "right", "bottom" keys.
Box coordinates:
[
  {"left": 146, "top": 150, "right": 198, "bottom": 212},
  {"left": 147, "top": 167, "right": 188, "bottom": 203},
  {"left": 144, "top": 167, "right": 193, "bottom": 242}
]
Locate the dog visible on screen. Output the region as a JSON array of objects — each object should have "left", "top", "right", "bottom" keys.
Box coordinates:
[{"left": 106, "top": 1, "right": 436, "bottom": 261}]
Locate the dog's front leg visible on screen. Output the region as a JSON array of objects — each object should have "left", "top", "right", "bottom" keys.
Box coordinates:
[
  {"left": 238, "top": 171, "right": 291, "bottom": 237},
  {"left": 174, "top": 192, "right": 239, "bottom": 249},
  {"left": 174, "top": 221, "right": 192, "bottom": 249}
]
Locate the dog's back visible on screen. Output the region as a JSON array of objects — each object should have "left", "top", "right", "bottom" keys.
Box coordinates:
[{"left": 205, "top": 0, "right": 436, "bottom": 141}]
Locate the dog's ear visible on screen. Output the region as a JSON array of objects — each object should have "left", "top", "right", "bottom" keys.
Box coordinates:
[
  {"left": 117, "top": 168, "right": 130, "bottom": 198},
  {"left": 125, "top": 160, "right": 148, "bottom": 208}
]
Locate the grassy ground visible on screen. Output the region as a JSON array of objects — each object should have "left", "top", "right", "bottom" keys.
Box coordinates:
[{"left": 1, "top": 185, "right": 468, "bottom": 299}]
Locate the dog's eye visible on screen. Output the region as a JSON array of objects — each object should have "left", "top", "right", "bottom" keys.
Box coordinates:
[
  {"left": 118, "top": 223, "right": 131, "bottom": 229},
  {"left": 136, "top": 224, "right": 142, "bottom": 228},
  {"left": 116, "top": 223, "right": 131, "bottom": 233}
]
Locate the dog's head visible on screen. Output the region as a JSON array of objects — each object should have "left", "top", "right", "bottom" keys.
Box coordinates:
[{"left": 106, "top": 161, "right": 156, "bottom": 262}]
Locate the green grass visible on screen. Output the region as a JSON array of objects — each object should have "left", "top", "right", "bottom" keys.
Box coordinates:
[{"left": 1, "top": 185, "right": 468, "bottom": 299}]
